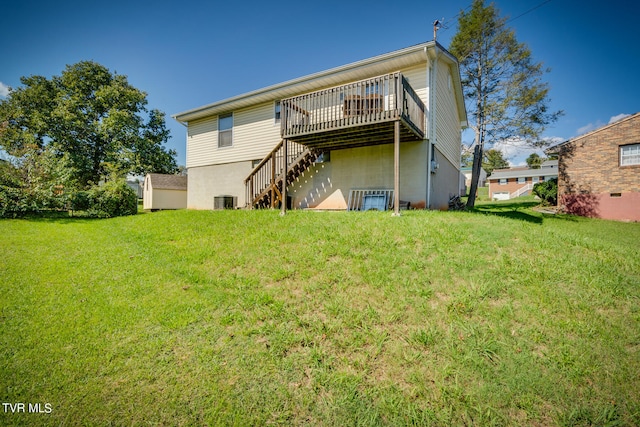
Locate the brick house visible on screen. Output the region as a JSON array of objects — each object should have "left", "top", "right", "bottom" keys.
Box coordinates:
[
  {"left": 488, "top": 160, "right": 558, "bottom": 200},
  {"left": 547, "top": 112, "right": 640, "bottom": 221}
]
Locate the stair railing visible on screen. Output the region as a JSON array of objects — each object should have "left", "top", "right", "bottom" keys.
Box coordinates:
[{"left": 244, "top": 139, "right": 308, "bottom": 208}]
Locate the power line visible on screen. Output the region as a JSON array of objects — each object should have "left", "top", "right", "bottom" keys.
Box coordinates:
[
  {"left": 507, "top": 0, "right": 553, "bottom": 23},
  {"left": 437, "top": 0, "right": 553, "bottom": 35}
]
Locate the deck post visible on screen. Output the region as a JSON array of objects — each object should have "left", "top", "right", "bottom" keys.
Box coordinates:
[
  {"left": 393, "top": 120, "right": 401, "bottom": 216},
  {"left": 280, "top": 138, "right": 288, "bottom": 216}
]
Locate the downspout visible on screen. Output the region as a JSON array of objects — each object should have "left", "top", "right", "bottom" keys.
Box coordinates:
[{"left": 427, "top": 45, "right": 438, "bottom": 209}]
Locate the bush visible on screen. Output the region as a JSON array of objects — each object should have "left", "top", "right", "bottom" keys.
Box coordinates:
[
  {"left": 533, "top": 178, "right": 558, "bottom": 206},
  {"left": 69, "top": 180, "right": 137, "bottom": 218},
  {"left": 85, "top": 180, "right": 138, "bottom": 218},
  {"left": 0, "top": 185, "right": 33, "bottom": 218}
]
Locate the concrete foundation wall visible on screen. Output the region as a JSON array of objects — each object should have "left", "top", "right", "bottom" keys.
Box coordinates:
[
  {"left": 187, "top": 162, "right": 252, "bottom": 209},
  {"left": 289, "top": 141, "right": 427, "bottom": 210},
  {"left": 429, "top": 148, "right": 460, "bottom": 210}
]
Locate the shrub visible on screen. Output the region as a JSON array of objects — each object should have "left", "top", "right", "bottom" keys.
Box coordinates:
[
  {"left": 84, "top": 180, "right": 138, "bottom": 218},
  {"left": 533, "top": 178, "right": 558, "bottom": 206},
  {"left": 0, "top": 185, "right": 33, "bottom": 218},
  {"left": 70, "top": 190, "right": 92, "bottom": 212}
]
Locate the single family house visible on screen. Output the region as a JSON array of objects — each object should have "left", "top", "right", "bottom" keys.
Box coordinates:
[
  {"left": 488, "top": 160, "right": 558, "bottom": 200},
  {"left": 173, "top": 41, "right": 467, "bottom": 213},
  {"left": 547, "top": 112, "right": 640, "bottom": 221},
  {"left": 461, "top": 166, "right": 487, "bottom": 192},
  {"left": 143, "top": 173, "right": 188, "bottom": 210}
]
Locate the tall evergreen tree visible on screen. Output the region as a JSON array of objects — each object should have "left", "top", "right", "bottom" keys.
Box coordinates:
[{"left": 449, "top": 0, "right": 562, "bottom": 207}]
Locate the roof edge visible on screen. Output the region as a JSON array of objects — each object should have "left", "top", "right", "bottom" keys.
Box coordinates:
[
  {"left": 547, "top": 112, "right": 640, "bottom": 153},
  {"left": 173, "top": 41, "right": 439, "bottom": 122}
]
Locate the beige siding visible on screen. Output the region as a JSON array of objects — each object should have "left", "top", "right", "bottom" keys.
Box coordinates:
[
  {"left": 186, "top": 117, "right": 217, "bottom": 168},
  {"left": 402, "top": 64, "right": 428, "bottom": 109},
  {"left": 435, "top": 61, "right": 462, "bottom": 169},
  {"left": 186, "top": 103, "right": 281, "bottom": 168}
]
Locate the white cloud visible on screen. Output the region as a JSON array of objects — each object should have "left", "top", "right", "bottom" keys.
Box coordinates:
[
  {"left": 493, "top": 136, "right": 563, "bottom": 166},
  {"left": 609, "top": 113, "right": 631, "bottom": 124},
  {"left": 576, "top": 113, "right": 631, "bottom": 136},
  {"left": 0, "top": 81, "right": 9, "bottom": 98}
]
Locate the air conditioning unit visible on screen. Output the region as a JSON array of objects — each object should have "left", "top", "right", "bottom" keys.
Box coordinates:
[{"left": 214, "top": 196, "right": 237, "bottom": 210}]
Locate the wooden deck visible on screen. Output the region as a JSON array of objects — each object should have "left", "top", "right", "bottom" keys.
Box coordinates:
[{"left": 281, "top": 72, "right": 425, "bottom": 150}]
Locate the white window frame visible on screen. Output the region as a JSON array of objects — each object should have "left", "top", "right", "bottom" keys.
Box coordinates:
[
  {"left": 274, "top": 101, "right": 281, "bottom": 124},
  {"left": 620, "top": 143, "right": 640, "bottom": 166},
  {"left": 517, "top": 177, "right": 526, "bottom": 184},
  {"left": 499, "top": 178, "right": 507, "bottom": 185},
  {"left": 218, "top": 113, "right": 233, "bottom": 148},
  {"left": 532, "top": 176, "right": 540, "bottom": 183}
]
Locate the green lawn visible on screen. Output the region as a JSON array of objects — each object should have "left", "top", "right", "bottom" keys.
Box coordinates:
[{"left": 1, "top": 204, "right": 639, "bottom": 426}]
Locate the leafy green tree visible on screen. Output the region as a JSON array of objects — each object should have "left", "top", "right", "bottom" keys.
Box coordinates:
[
  {"left": 0, "top": 61, "right": 177, "bottom": 188},
  {"left": 450, "top": 0, "right": 562, "bottom": 208},
  {"left": 461, "top": 144, "right": 474, "bottom": 167},
  {"left": 533, "top": 178, "right": 557, "bottom": 206},
  {"left": 482, "top": 148, "right": 509, "bottom": 175},
  {"left": 526, "top": 153, "right": 544, "bottom": 169}
]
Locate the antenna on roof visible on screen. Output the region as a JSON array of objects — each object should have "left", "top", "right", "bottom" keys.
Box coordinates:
[{"left": 433, "top": 19, "right": 442, "bottom": 41}]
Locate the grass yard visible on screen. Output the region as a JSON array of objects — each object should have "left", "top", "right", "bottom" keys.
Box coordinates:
[{"left": 1, "top": 203, "right": 639, "bottom": 426}]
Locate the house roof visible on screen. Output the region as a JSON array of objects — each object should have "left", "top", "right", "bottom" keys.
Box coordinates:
[
  {"left": 146, "top": 173, "right": 187, "bottom": 190},
  {"left": 489, "top": 160, "right": 558, "bottom": 180},
  {"left": 173, "top": 41, "right": 467, "bottom": 126},
  {"left": 546, "top": 112, "right": 640, "bottom": 154}
]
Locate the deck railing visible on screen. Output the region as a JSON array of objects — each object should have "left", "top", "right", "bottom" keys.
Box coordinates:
[{"left": 281, "top": 72, "right": 425, "bottom": 140}]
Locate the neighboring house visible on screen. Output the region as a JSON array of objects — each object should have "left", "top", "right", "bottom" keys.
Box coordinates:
[
  {"left": 547, "top": 112, "right": 640, "bottom": 221},
  {"left": 461, "top": 166, "right": 487, "bottom": 190},
  {"left": 173, "top": 41, "right": 467, "bottom": 213},
  {"left": 143, "top": 173, "right": 188, "bottom": 210},
  {"left": 488, "top": 160, "right": 558, "bottom": 200}
]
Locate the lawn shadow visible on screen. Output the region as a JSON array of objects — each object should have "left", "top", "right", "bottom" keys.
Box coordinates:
[
  {"left": 2, "top": 211, "right": 137, "bottom": 224},
  {"left": 469, "top": 200, "right": 544, "bottom": 224}
]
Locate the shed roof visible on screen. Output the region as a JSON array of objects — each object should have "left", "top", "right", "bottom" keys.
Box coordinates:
[{"left": 146, "top": 173, "right": 187, "bottom": 190}]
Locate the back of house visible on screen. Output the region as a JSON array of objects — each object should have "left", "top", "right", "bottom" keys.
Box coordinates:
[{"left": 173, "top": 41, "right": 467, "bottom": 212}]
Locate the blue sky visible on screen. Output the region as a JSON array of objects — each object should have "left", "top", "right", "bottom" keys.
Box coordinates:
[{"left": 1, "top": 0, "right": 638, "bottom": 166}]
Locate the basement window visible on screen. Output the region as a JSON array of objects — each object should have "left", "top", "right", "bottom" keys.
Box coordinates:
[
  {"left": 610, "top": 193, "right": 622, "bottom": 198},
  {"left": 620, "top": 143, "right": 640, "bottom": 166}
]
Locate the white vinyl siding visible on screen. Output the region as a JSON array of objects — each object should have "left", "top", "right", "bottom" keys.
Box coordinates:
[
  {"left": 186, "top": 117, "right": 217, "bottom": 168},
  {"left": 434, "top": 61, "right": 462, "bottom": 169}
]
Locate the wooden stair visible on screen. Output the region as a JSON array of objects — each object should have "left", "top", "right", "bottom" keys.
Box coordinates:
[{"left": 244, "top": 139, "right": 320, "bottom": 209}]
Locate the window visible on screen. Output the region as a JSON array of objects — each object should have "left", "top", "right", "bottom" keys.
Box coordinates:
[
  {"left": 621, "top": 143, "right": 640, "bottom": 166},
  {"left": 274, "top": 101, "right": 281, "bottom": 124},
  {"left": 499, "top": 178, "right": 507, "bottom": 185},
  {"left": 315, "top": 151, "right": 330, "bottom": 163},
  {"left": 517, "top": 177, "right": 526, "bottom": 184},
  {"left": 532, "top": 176, "right": 540, "bottom": 183},
  {"left": 218, "top": 113, "right": 233, "bottom": 148}
]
